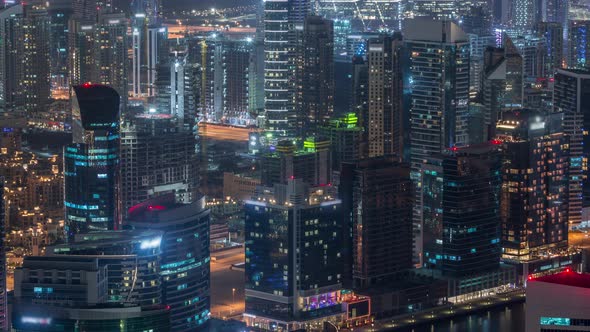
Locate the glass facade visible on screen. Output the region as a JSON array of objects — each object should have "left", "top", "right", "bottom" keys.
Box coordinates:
[
  {"left": 128, "top": 196, "right": 210, "bottom": 332},
  {"left": 64, "top": 85, "right": 120, "bottom": 241},
  {"left": 244, "top": 185, "right": 344, "bottom": 322},
  {"left": 442, "top": 145, "right": 502, "bottom": 276}
]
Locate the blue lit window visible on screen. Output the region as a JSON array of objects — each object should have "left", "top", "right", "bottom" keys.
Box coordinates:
[
  {"left": 540, "top": 317, "right": 570, "bottom": 326},
  {"left": 97, "top": 174, "right": 107, "bottom": 179},
  {"left": 177, "top": 284, "right": 187, "bottom": 291}
]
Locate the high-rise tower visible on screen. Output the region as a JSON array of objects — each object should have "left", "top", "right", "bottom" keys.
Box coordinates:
[{"left": 64, "top": 84, "right": 120, "bottom": 241}]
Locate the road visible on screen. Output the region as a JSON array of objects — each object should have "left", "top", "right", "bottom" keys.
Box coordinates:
[
  {"left": 210, "top": 246, "right": 245, "bottom": 319},
  {"left": 198, "top": 123, "right": 253, "bottom": 142},
  {"left": 569, "top": 230, "right": 590, "bottom": 248}
]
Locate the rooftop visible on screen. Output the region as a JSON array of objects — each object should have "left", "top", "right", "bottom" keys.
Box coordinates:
[{"left": 531, "top": 270, "right": 590, "bottom": 289}]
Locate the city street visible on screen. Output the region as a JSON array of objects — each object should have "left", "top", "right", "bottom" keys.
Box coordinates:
[{"left": 210, "top": 246, "right": 245, "bottom": 319}]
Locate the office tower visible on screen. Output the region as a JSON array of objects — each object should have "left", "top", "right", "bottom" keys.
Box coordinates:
[
  {"left": 0, "top": 179, "right": 5, "bottom": 331},
  {"left": 127, "top": 195, "right": 210, "bottom": 331},
  {"left": 96, "top": 13, "right": 128, "bottom": 103},
  {"left": 420, "top": 157, "right": 444, "bottom": 270},
  {"left": 351, "top": 55, "right": 369, "bottom": 129},
  {"left": 441, "top": 144, "right": 502, "bottom": 276},
  {"left": 460, "top": 3, "right": 493, "bottom": 36},
  {"left": 199, "top": 34, "right": 255, "bottom": 126},
  {"left": 495, "top": 110, "right": 569, "bottom": 262},
  {"left": 298, "top": 15, "right": 334, "bottom": 136},
  {"left": 0, "top": 5, "right": 23, "bottom": 110},
  {"left": 131, "top": 0, "right": 166, "bottom": 98},
  {"left": 244, "top": 180, "right": 345, "bottom": 330},
  {"left": 68, "top": 14, "right": 128, "bottom": 105},
  {"left": 22, "top": 3, "right": 51, "bottom": 112},
  {"left": 554, "top": 69, "right": 590, "bottom": 226},
  {"left": 64, "top": 85, "right": 120, "bottom": 240},
  {"left": 405, "top": 19, "right": 470, "bottom": 263},
  {"left": 512, "top": 34, "right": 548, "bottom": 79},
  {"left": 482, "top": 40, "right": 524, "bottom": 139},
  {"left": 366, "top": 34, "right": 404, "bottom": 158},
  {"left": 339, "top": 157, "right": 413, "bottom": 289},
  {"left": 169, "top": 43, "right": 189, "bottom": 120},
  {"left": 538, "top": 22, "right": 564, "bottom": 75},
  {"left": 47, "top": 0, "right": 73, "bottom": 96},
  {"left": 320, "top": 113, "right": 364, "bottom": 172},
  {"left": 263, "top": 0, "right": 310, "bottom": 137},
  {"left": 120, "top": 113, "right": 199, "bottom": 217},
  {"left": 0, "top": 3, "right": 51, "bottom": 112},
  {"left": 511, "top": 0, "right": 538, "bottom": 33},
  {"left": 68, "top": 20, "right": 96, "bottom": 87},
  {"left": 20, "top": 230, "right": 164, "bottom": 306},
  {"left": 543, "top": 0, "right": 569, "bottom": 24},
  {"left": 468, "top": 34, "right": 496, "bottom": 94},
  {"left": 568, "top": 20, "right": 590, "bottom": 70},
  {"left": 260, "top": 138, "right": 331, "bottom": 187}
]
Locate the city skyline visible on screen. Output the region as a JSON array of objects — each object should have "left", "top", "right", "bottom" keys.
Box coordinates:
[{"left": 0, "top": 0, "right": 589, "bottom": 331}]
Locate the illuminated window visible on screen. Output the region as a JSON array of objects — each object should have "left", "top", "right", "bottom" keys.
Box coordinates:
[{"left": 540, "top": 317, "right": 570, "bottom": 326}]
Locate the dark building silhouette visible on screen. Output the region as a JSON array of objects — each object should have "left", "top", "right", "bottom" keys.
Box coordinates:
[{"left": 340, "top": 157, "right": 413, "bottom": 289}]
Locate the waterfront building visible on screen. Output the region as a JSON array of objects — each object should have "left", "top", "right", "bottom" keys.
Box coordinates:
[
  {"left": 553, "top": 69, "right": 590, "bottom": 226},
  {"left": 405, "top": 19, "right": 470, "bottom": 263},
  {"left": 244, "top": 179, "right": 345, "bottom": 330},
  {"left": 496, "top": 110, "right": 569, "bottom": 262},
  {"left": 339, "top": 157, "right": 413, "bottom": 289}
]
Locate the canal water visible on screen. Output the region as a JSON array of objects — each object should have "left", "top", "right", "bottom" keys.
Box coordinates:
[{"left": 399, "top": 302, "right": 525, "bottom": 332}]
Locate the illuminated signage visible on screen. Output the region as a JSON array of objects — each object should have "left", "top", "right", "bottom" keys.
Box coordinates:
[
  {"left": 22, "top": 317, "right": 52, "bottom": 325},
  {"left": 140, "top": 237, "right": 162, "bottom": 250}
]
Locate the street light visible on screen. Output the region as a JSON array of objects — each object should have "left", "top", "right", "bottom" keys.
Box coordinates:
[{"left": 232, "top": 288, "right": 236, "bottom": 314}]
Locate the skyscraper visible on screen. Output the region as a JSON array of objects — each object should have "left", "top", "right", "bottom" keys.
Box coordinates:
[
  {"left": 263, "top": 0, "right": 310, "bottom": 137},
  {"left": 511, "top": 0, "right": 538, "bottom": 33},
  {"left": 482, "top": 39, "right": 524, "bottom": 139},
  {"left": 405, "top": 19, "right": 470, "bottom": 263},
  {"left": 131, "top": 0, "right": 166, "bottom": 98},
  {"left": 244, "top": 180, "right": 345, "bottom": 330},
  {"left": 538, "top": 22, "right": 564, "bottom": 75},
  {"left": 339, "top": 157, "right": 413, "bottom": 288},
  {"left": 568, "top": 20, "right": 590, "bottom": 70},
  {"left": 120, "top": 113, "right": 199, "bottom": 218},
  {"left": 127, "top": 195, "right": 210, "bottom": 331},
  {"left": 64, "top": 84, "right": 120, "bottom": 240},
  {"left": 47, "top": 0, "right": 73, "bottom": 96},
  {"left": 495, "top": 110, "right": 570, "bottom": 262},
  {"left": 298, "top": 15, "right": 334, "bottom": 136},
  {"left": 366, "top": 34, "right": 404, "bottom": 158},
  {"left": 199, "top": 34, "right": 254, "bottom": 126},
  {"left": 260, "top": 138, "right": 331, "bottom": 187},
  {"left": 68, "top": 14, "right": 128, "bottom": 105},
  {"left": 0, "top": 3, "right": 51, "bottom": 112},
  {"left": 553, "top": 68, "right": 590, "bottom": 226},
  {"left": 0, "top": 179, "right": 6, "bottom": 330},
  {"left": 441, "top": 144, "right": 502, "bottom": 276}
]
